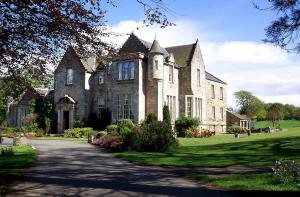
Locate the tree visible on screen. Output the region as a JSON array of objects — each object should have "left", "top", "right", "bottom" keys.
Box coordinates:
[
  {"left": 163, "top": 105, "right": 172, "bottom": 129},
  {"left": 266, "top": 103, "right": 284, "bottom": 127},
  {"left": 234, "top": 90, "right": 266, "bottom": 118},
  {"left": 254, "top": 0, "right": 300, "bottom": 53},
  {"left": 32, "top": 95, "right": 55, "bottom": 133},
  {"left": 295, "top": 107, "right": 300, "bottom": 120},
  {"left": 0, "top": 88, "right": 7, "bottom": 126},
  {"left": 283, "top": 104, "right": 297, "bottom": 120},
  {"left": 0, "top": 0, "right": 173, "bottom": 93}
]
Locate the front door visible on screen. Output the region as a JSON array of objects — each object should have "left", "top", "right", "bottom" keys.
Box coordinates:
[{"left": 63, "top": 111, "right": 70, "bottom": 130}]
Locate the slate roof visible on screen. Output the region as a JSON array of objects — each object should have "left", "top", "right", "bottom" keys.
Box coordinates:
[
  {"left": 119, "top": 34, "right": 227, "bottom": 85},
  {"left": 205, "top": 72, "right": 227, "bottom": 85},
  {"left": 149, "top": 39, "right": 165, "bottom": 54},
  {"left": 65, "top": 46, "right": 95, "bottom": 73},
  {"left": 165, "top": 44, "right": 195, "bottom": 67},
  {"left": 227, "top": 111, "right": 250, "bottom": 120},
  {"left": 120, "top": 34, "right": 169, "bottom": 57}
]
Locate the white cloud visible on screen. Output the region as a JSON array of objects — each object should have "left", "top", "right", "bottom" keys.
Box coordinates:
[
  {"left": 108, "top": 20, "right": 202, "bottom": 47},
  {"left": 108, "top": 20, "right": 300, "bottom": 107}
]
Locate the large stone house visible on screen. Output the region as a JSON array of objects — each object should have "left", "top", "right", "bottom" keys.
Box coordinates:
[{"left": 8, "top": 34, "right": 227, "bottom": 133}]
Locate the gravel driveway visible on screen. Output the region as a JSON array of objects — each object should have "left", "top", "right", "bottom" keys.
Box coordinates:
[{"left": 4, "top": 139, "right": 239, "bottom": 197}]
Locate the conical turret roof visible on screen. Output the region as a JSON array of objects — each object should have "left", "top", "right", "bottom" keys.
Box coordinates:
[{"left": 149, "top": 39, "right": 165, "bottom": 54}]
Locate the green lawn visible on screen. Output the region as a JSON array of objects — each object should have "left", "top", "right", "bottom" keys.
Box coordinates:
[
  {"left": 255, "top": 120, "right": 300, "bottom": 128},
  {"left": 35, "top": 136, "right": 87, "bottom": 141},
  {"left": 0, "top": 146, "right": 36, "bottom": 183},
  {"left": 190, "top": 173, "right": 300, "bottom": 192},
  {"left": 113, "top": 128, "right": 300, "bottom": 168}
]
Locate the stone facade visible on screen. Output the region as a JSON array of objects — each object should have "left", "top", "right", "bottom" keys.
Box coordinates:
[{"left": 8, "top": 34, "right": 228, "bottom": 133}]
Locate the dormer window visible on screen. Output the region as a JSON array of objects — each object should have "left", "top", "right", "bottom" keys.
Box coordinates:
[
  {"left": 117, "top": 62, "right": 135, "bottom": 80},
  {"left": 122, "top": 62, "right": 129, "bottom": 80},
  {"left": 66, "top": 69, "right": 73, "bottom": 85},
  {"left": 99, "top": 72, "right": 104, "bottom": 84}
]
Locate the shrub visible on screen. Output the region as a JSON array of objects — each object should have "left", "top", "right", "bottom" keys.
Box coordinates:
[
  {"left": 185, "top": 127, "right": 198, "bottom": 138},
  {"left": 163, "top": 105, "right": 172, "bottom": 129},
  {"left": 106, "top": 124, "right": 118, "bottom": 134},
  {"left": 73, "top": 120, "right": 85, "bottom": 128},
  {"left": 0, "top": 147, "right": 14, "bottom": 156},
  {"left": 64, "top": 127, "right": 93, "bottom": 138},
  {"left": 226, "top": 126, "right": 246, "bottom": 134},
  {"left": 273, "top": 160, "right": 300, "bottom": 185},
  {"left": 144, "top": 112, "right": 158, "bottom": 124},
  {"left": 122, "top": 119, "right": 176, "bottom": 152},
  {"left": 35, "top": 128, "right": 45, "bottom": 137},
  {"left": 175, "top": 116, "right": 200, "bottom": 137},
  {"left": 118, "top": 119, "right": 134, "bottom": 129}
]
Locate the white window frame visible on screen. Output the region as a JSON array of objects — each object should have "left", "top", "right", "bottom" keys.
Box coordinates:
[
  {"left": 97, "top": 97, "right": 105, "bottom": 117},
  {"left": 130, "top": 62, "right": 135, "bottom": 79},
  {"left": 66, "top": 68, "right": 73, "bottom": 85},
  {"left": 186, "top": 96, "right": 193, "bottom": 117},
  {"left": 117, "top": 94, "right": 134, "bottom": 121},
  {"left": 220, "top": 107, "right": 224, "bottom": 121},
  {"left": 167, "top": 95, "right": 176, "bottom": 121},
  {"left": 211, "top": 84, "right": 215, "bottom": 99},
  {"left": 98, "top": 72, "right": 104, "bottom": 84},
  {"left": 212, "top": 106, "right": 216, "bottom": 120},
  {"left": 118, "top": 63, "right": 122, "bottom": 80},
  {"left": 220, "top": 87, "right": 224, "bottom": 100},
  {"left": 195, "top": 97, "right": 202, "bottom": 121}
]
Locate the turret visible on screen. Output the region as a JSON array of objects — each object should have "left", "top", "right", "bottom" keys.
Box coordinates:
[{"left": 148, "top": 38, "right": 164, "bottom": 80}]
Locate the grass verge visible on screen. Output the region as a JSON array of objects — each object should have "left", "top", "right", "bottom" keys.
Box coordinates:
[
  {"left": 0, "top": 145, "right": 36, "bottom": 183},
  {"left": 112, "top": 128, "right": 300, "bottom": 168},
  {"left": 189, "top": 173, "right": 300, "bottom": 192}
]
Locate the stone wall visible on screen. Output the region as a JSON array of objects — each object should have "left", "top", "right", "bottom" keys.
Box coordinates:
[
  {"left": 54, "top": 48, "right": 90, "bottom": 132},
  {"left": 205, "top": 80, "right": 227, "bottom": 133}
]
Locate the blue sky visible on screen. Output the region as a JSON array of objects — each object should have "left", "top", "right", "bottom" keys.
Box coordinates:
[
  {"left": 101, "top": 0, "right": 300, "bottom": 107},
  {"left": 104, "top": 0, "right": 276, "bottom": 42}
]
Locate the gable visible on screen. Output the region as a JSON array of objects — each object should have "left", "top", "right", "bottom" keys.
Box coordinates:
[
  {"left": 55, "top": 46, "right": 95, "bottom": 73},
  {"left": 165, "top": 44, "right": 195, "bottom": 67},
  {"left": 119, "top": 34, "right": 169, "bottom": 57}
]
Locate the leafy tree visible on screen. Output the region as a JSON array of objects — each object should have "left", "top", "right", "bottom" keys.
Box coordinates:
[
  {"left": 254, "top": 0, "right": 300, "bottom": 53},
  {"left": 234, "top": 90, "right": 266, "bottom": 118},
  {"left": 32, "top": 96, "right": 55, "bottom": 133},
  {"left": 283, "top": 104, "right": 297, "bottom": 120},
  {"left": 163, "top": 105, "right": 171, "bottom": 129},
  {"left": 0, "top": 0, "right": 173, "bottom": 89},
  {"left": 0, "top": 88, "right": 7, "bottom": 126},
  {"left": 266, "top": 103, "right": 284, "bottom": 127},
  {"left": 295, "top": 107, "right": 300, "bottom": 120}
]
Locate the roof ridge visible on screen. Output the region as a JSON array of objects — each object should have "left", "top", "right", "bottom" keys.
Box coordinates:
[
  {"left": 205, "top": 71, "right": 227, "bottom": 85},
  {"left": 165, "top": 43, "right": 195, "bottom": 49}
]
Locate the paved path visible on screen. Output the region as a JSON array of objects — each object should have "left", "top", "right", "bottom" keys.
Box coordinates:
[{"left": 3, "top": 139, "right": 242, "bottom": 197}]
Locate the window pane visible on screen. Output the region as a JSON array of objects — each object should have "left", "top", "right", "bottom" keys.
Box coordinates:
[
  {"left": 130, "top": 62, "right": 135, "bottom": 79},
  {"left": 123, "top": 62, "right": 129, "bottom": 80},
  {"left": 187, "top": 97, "right": 192, "bottom": 117},
  {"left": 118, "top": 63, "right": 122, "bottom": 80},
  {"left": 220, "top": 87, "right": 223, "bottom": 100},
  {"left": 211, "top": 85, "right": 215, "bottom": 98},
  {"left": 67, "top": 69, "right": 73, "bottom": 85}
]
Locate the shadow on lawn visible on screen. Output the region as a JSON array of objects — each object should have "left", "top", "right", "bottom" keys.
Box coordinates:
[
  {"left": 4, "top": 142, "right": 300, "bottom": 197},
  {"left": 115, "top": 136, "right": 300, "bottom": 168}
]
